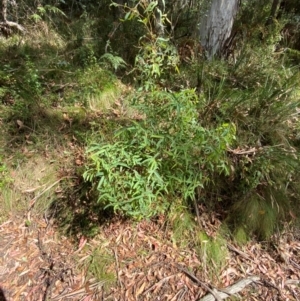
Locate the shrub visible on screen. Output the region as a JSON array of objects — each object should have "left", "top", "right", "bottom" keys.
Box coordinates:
[{"left": 83, "top": 89, "right": 236, "bottom": 219}]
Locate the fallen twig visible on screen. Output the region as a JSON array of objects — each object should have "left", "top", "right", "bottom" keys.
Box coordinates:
[
  {"left": 227, "top": 243, "right": 252, "bottom": 261},
  {"left": 113, "top": 248, "right": 124, "bottom": 289},
  {"left": 143, "top": 274, "right": 177, "bottom": 295},
  {"left": 173, "top": 263, "right": 223, "bottom": 301},
  {"left": 227, "top": 147, "right": 258, "bottom": 155},
  {"left": 291, "top": 260, "right": 300, "bottom": 270}
]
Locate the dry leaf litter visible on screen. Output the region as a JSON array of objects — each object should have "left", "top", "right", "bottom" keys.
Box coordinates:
[{"left": 0, "top": 210, "right": 299, "bottom": 301}]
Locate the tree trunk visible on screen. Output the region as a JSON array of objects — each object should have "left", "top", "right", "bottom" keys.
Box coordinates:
[
  {"left": 199, "top": 0, "right": 239, "bottom": 59},
  {"left": 0, "top": 0, "right": 7, "bottom": 22}
]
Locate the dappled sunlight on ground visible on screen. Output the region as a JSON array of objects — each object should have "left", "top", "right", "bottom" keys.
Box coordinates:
[{"left": 0, "top": 213, "right": 299, "bottom": 300}]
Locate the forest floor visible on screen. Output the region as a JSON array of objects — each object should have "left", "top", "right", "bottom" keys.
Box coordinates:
[
  {"left": 0, "top": 102, "right": 300, "bottom": 301},
  {"left": 1, "top": 3, "right": 300, "bottom": 299},
  {"left": 0, "top": 132, "right": 300, "bottom": 301},
  {"left": 0, "top": 206, "right": 300, "bottom": 301}
]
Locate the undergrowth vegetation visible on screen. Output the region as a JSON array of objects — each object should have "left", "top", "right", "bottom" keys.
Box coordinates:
[
  {"left": 81, "top": 0, "right": 300, "bottom": 242},
  {"left": 84, "top": 88, "right": 236, "bottom": 219},
  {"left": 0, "top": 0, "right": 299, "bottom": 280}
]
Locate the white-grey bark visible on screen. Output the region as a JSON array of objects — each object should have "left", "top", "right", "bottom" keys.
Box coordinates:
[
  {"left": 199, "top": 276, "right": 260, "bottom": 301},
  {"left": 0, "top": 0, "right": 7, "bottom": 22},
  {"left": 199, "top": 0, "right": 239, "bottom": 59},
  {"left": 153, "top": 0, "right": 165, "bottom": 36},
  {"left": 0, "top": 0, "right": 24, "bottom": 36}
]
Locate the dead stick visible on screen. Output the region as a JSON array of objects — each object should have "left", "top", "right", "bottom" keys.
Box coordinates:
[
  {"left": 114, "top": 248, "right": 124, "bottom": 289},
  {"left": 143, "top": 274, "right": 177, "bottom": 295},
  {"left": 173, "top": 263, "right": 222, "bottom": 301},
  {"left": 227, "top": 243, "right": 252, "bottom": 261}
]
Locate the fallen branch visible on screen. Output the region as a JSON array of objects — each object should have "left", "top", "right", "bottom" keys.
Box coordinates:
[
  {"left": 1, "top": 0, "right": 25, "bottom": 35},
  {"left": 0, "top": 20, "right": 24, "bottom": 32},
  {"left": 227, "top": 147, "right": 258, "bottom": 155},
  {"left": 199, "top": 276, "right": 260, "bottom": 301},
  {"left": 227, "top": 243, "right": 252, "bottom": 261}
]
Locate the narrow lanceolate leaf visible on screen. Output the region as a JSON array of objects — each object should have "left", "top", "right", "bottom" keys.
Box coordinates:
[
  {"left": 144, "top": 1, "right": 158, "bottom": 13},
  {"left": 124, "top": 11, "right": 131, "bottom": 20}
]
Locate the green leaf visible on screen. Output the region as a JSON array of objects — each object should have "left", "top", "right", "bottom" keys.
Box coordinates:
[
  {"left": 124, "top": 11, "right": 131, "bottom": 20},
  {"left": 144, "top": 1, "right": 158, "bottom": 13},
  {"left": 152, "top": 63, "right": 160, "bottom": 76}
]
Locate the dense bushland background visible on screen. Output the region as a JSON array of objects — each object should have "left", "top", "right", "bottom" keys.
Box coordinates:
[{"left": 0, "top": 0, "right": 300, "bottom": 249}]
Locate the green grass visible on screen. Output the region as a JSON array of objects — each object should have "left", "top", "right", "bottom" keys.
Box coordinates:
[
  {"left": 79, "top": 244, "right": 116, "bottom": 290},
  {"left": 0, "top": 152, "right": 59, "bottom": 221},
  {"left": 168, "top": 200, "right": 196, "bottom": 248},
  {"left": 233, "top": 227, "right": 249, "bottom": 246},
  {"left": 197, "top": 231, "right": 229, "bottom": 281}
]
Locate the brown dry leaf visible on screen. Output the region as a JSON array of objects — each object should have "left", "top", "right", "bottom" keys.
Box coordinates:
[
  {"left": 135, "top": 281, "right": 146, "bottom": 297},
  {"left": 75, "top": 158, "right": 83, "bottom": 166},
  {"left": 116, "top": 232, "right": 123, "bottom": 244},
  {"left": 290, "top": 241, "right": 300, "bottom": 249},
  {"left": 112, "top": 109, "right": 120, "bottom": 117},
  {"left": 75, "top": 236, "right": 87, "bottom": 252},
  {"left": 258, "top": 264, "right": 268, "bottom": 274},
  {"left": 153, "top": 282, "right": 165, "bottom": 295},
  {"left": 126, "top": 276, "right": 138, "bottom": 289},
  {"left": 115, "top": 100, "right": 121, "bottom": 107},
  {"left": 183, "top": 274, "right": 194, "bottom": 291},
  {"left": 170, "top": 278, "right": 176, "bottom": 292},
  {"left": 85, "top": 282, "right": 92, "bottom": 294}
]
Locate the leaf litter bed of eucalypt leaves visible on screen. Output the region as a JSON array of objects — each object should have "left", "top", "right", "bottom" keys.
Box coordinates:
[{"left": 0, "top": 213, "right": 299, "bottom": 301}]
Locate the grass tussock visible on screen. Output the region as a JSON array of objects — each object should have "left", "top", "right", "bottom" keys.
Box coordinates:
[
  {"left": 0, "top": 155, "right": 57, "bottom": 221},
  {"left": 78, "top": 244, "right": 116, "bottom": 290},
  {"left": 197, "top": 231, "right": 229, "bottom": 281}
]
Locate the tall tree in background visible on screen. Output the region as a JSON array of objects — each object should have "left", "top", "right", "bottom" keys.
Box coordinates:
[
  {"left": 266, "top": 0, "right": 281, "bottom": 25},
  {"left": 199, "top": 0, "right": 239, "bottom": 59},
  {"left": 0, "top": 0, "right": 8, "bottom": 26}
]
